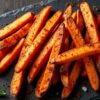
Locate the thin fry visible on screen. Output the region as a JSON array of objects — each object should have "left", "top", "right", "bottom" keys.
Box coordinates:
[
  {"left": 51, "top": 42, "right": 100, "bottom": 64},
  {"left": 10, "top": 71, "right": 24, "bottom": 96},
  {"left": 0, "top": 22, "right": 32, "bottom": 49},
  {"left": 80, "top": 2, "right": 100, "bottom": 75},
  {"left": 0, "top": 12, "right": 34, "bottom": 40},
  {"left": 25, "top": 6, "right": 51, "bottom": 46},
  {"left": 61, "top": 61, "right": 82, "bottom": 99},
  {"left": 27, "top": 27, "right": 58, "bottom": 83},
  {"left": 0, "top": 39, "right": 24, "bottom": 74},
  {"left": 80, "top": 1, "right": 99, "bottom": 43}
]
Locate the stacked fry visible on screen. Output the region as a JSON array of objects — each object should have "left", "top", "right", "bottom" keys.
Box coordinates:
[{"left": 0, "top": 1, "right": 100, "bottom": 99}]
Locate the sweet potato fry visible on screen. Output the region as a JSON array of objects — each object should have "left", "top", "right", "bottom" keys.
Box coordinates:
[
  {"left": 25, "top": 6, "right": 51, "bottom": 46},
  {"left": 27, "top": 27, "right": 58, "bottom": 83},
  {"left": 62, "top": 4, "right": 72, "bottom": 50},
  {"left": 63, "top": 5, "right": 72, "bottom": 31},
  {"left": 60, "top": 63, "right": 70, "bottom": 87},
  {"left": 66, "top": 17, "right": 99, "bottom": 91},
  {"left": 0, "top": 22, "right": 32, "bottom": 49},
  {"left": 67, "top": 17, "right": 85, "bottom": 47},
  {"left": 80, "top": 2, "right": 100, "bottom": 75},
  {"left": 35, "top": 23, "right": 65, "bottom": 97},
  {"left": 0, "top": 12, "right": 34, "bottom": 40},
  {"left": 15, "top": 11, "right": 62, "bottom": 72},
  {"left": 61, "top": 61, "right": 82, "bottom": 99},
  {"left": 10, "top": 71, "right": 24, "bottom": 96},
  {"left": 80, "top": 1, "right": 99, "bottom": 43},
  {"left": 63, "top": 5, "right": 72, "bottom": 19},
  {"left": 0, "top": 39, "right": 24, "bottom": 74},
  {"left": 51, "top": 42, "right": 100, "bottom": 64}
]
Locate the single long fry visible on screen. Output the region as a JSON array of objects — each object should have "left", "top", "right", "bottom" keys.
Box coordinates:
[
  {"left": 66, "top": 17, "right": 99, "bottom": 91},
  {"left": 35, "top": 23, "right": 65, "bottom": 97},
  {"left": 27, "top": 27, "right": 58, "bottom": 83},
  {"left": 0, "top": 39, "right": 24, "bottom": 74},
  {"left": 51, "top": 42, "right": 100, "bottom": 64},
  {"left": 10, "top": 71, "right": 24, "bottom": 96},
  {"left": 15, "top": 11, "right": 62, "bottom": 72},
  {"left": 0, "top": 12, "right": 34, "bottom": 40},
  {"left": 67, "top": 17, "right": 85, "bottom": 47},
  {"left": 80, "top": 2, "right": 99, "bottom": 43},
  {"left": 80, "top": 2, "right": 100, "bottom": 75},
  {"left": 0, "top": 22, "right": 32, "bottom": 49},
  {"left": 61, "top": 61, "right": 82, "bottom": 99},
  {"left": 62, "top": 4, "right": 72, "bottom": 50},
  {"left": 25, "top": 6, "right": 51, "bottom": 46}
]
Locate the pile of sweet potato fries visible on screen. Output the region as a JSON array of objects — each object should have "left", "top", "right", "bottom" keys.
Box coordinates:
[{"left": 0, "top": 1, "right": 100, "bottom": 99}]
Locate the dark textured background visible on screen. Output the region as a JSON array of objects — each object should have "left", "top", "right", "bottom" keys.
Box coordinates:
[{"left": 0, "top": 0, "right": 40, "bottom": 14}]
